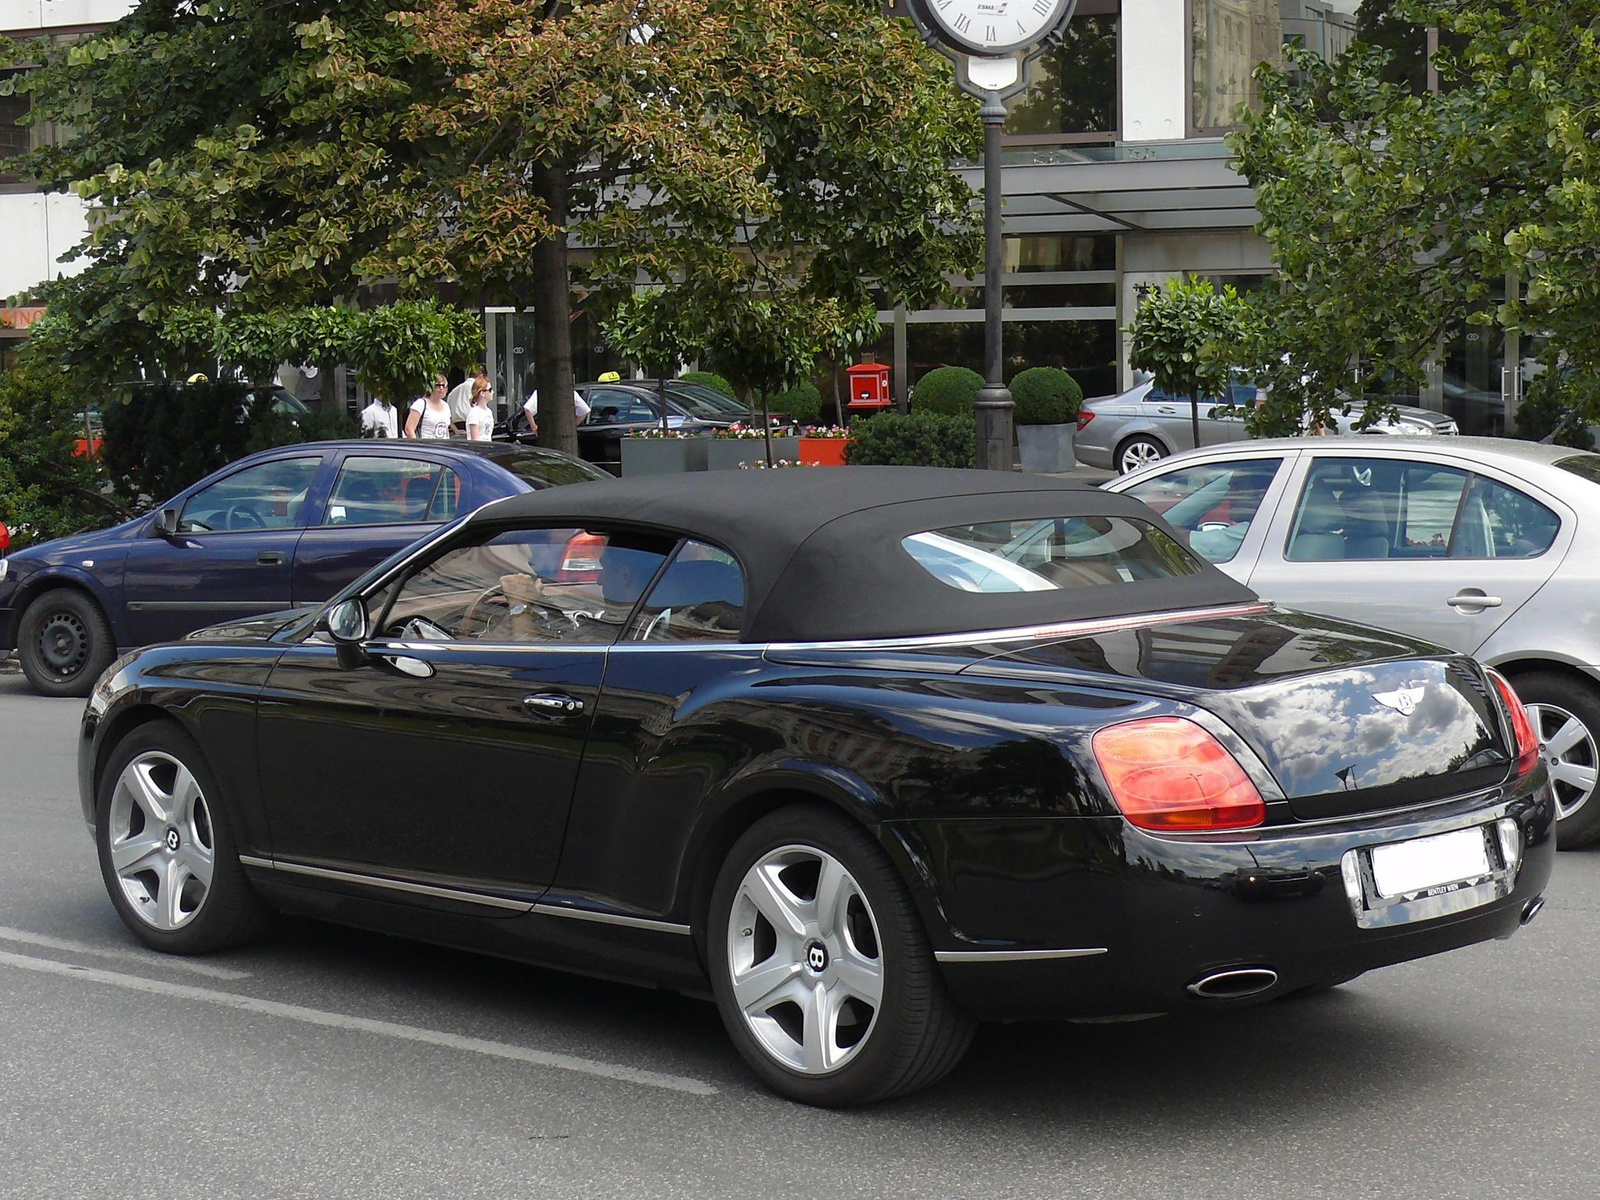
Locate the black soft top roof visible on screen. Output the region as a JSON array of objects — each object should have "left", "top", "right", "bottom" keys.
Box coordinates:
[{"left": 469, "top": 467, "right": 1257, "bottom": 642}]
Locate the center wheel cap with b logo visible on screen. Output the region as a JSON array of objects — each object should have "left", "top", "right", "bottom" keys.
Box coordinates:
[
  {"left": 164, "top": 827, "right": 181, "bottom": 853},
  {"left": 804, "top": 939, "right": 830, "bottom": 975}
]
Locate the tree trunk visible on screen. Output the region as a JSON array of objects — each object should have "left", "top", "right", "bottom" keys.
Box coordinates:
[{"left": 530, "top": 160, "right": 577, "bottom": 457}]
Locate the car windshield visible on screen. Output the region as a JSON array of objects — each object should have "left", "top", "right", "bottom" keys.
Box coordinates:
[
  {"left": 668, "top": 383, "right": 747, "bottom": 416},
  {"left": 499, "top": 452, "right": 611, "bottom": 489},
  {"left": 903, "top": 515, "right": 1204, "bottom": 594}
]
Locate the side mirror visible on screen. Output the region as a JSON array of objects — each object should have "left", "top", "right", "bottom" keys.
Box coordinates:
[
  {"left": 324, "top": 598, "right": 370, "bottom": 669},
  {"left": 153, "top": 508, "right": 179, "bottom": 538}
]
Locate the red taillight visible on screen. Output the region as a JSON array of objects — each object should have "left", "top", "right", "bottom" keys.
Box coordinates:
[
  {"left": 1076, "top": 410, "right": 1096, "bottom": 432},
  {"left": 557, "top": 531, "right": 606, "bottom": 583},
  {"left": 1092, "top": 717, "right": 1266, "bottom": 832},
  {"left": 1488, "top": 670, "right": 1540, "bottom": 777}
]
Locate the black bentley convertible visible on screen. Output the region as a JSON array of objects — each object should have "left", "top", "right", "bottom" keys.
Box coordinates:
[{"left": 79, "top": 469, "right": 1554, "bottom": 1105}]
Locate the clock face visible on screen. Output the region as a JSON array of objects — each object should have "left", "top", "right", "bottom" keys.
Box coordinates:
[{"left": 919, "top": 0, "right": 1074, "bottom": 56}]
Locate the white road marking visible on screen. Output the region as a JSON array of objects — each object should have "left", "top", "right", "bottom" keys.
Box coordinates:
[
  {"left": 0, "top": 949, "right": 718, "bottom": 1097},
  {"left": 0, "top": 925, "right": 252, "bottom": 980}
]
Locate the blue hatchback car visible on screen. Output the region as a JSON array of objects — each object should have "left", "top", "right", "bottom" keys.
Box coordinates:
[{"left": 0, "top": 439, "right": 608, "bottom": 696}]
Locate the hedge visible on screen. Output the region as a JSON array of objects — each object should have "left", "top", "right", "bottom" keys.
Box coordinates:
[
  {"left": 765, "top": 380, "right": 822, "bottom": 424},
  {"left": 844, "top": 412, "right": 974, "bottom": 469},
  {"left": 679, "top": 371, "right": 736, "bottom": 399}
]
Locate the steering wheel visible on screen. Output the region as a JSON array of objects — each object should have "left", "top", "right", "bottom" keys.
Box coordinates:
[
  {"left": 225, "top": 503, "right": 267, "bottom": 531},
  {"left": 462, "top": 584, "right": 567, "bottom": 638}
]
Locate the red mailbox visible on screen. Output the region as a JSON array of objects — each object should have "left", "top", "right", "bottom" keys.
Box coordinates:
[{"left": 845, "top": 361, "right": 892, "bottom": 413}]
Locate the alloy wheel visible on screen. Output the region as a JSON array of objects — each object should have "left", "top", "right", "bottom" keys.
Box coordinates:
[
  {"left": 1119, "top": 439, "right": 1164, "bottom": 473},
  {"left": 1527, "top": 701, "right": 1599, "bottom": 821},
  {"left": 726, "top": 844, "right": 884, "bottom": 1076},
  {"left": 106, "top": 751, "right": 217, "bottom": 931},
  {"left": 35, "top": 610, "right": 89, "bottom": 679}
]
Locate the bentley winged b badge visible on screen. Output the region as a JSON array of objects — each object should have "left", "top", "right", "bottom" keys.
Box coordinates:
[{"left": 1373, "top": 685, "right": 1427, "bottom": 717}]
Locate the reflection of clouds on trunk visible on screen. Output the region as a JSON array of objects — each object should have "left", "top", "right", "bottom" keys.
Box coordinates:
[{"left": 1239, "top": 663, "right": 1497, "bottom": 796}]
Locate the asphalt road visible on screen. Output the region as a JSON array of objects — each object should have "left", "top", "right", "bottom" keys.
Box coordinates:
[{"left": 1, "top": 672, "right": 1597, "bottom": 1199}]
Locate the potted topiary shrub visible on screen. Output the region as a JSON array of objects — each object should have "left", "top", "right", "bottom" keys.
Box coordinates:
[
  {"left": 769, "top": 379, "right": 823, "bottom": 425},
  {"left": 910, "top": 366, "right": 984, "bottom": 417},
  {"left": 1011, "top": 366, "right": 1083, "bottom": 473}
]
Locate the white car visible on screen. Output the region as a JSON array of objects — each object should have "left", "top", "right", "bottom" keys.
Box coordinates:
[{"left": 1108, "top": 435, "right": 1600, "bottom": 849}]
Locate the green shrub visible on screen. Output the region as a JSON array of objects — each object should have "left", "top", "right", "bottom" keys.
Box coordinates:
[
  {"left": 1010, "top": 367, "right": 1083, "bottom": 426},
  {"left": 0, "top": 367, "right": 127, "bottom": 547},
  {"left": 1515, "top": 372, "right": 1598, "bottom": 449},
  {"left": 679, "top": 371, "right": 736, "bottom": 399},
  {"left": 765, "top": 380, "right": 822, "bottom": 424},
  {"left": 845, "top": 412, "right": 974, "bottom": 468},
  {"left": 910, "top": 366, "right": 984, "bottom": 416}
]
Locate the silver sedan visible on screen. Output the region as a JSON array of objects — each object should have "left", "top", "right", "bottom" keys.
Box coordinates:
[
  {"left": 1108, "top": 435, "right": 1600, "bottom": 849},
  {"left": 1076, "top": 380, "right": 1460, "bottom": 474}
]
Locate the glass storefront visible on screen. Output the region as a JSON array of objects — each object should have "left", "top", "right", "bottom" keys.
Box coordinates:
[{"left": 1006, "top": 10, "right": 1119, "bottom": 141}]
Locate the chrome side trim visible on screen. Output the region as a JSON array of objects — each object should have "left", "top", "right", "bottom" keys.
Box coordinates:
[
  {"left": 766, "top": 603, "right": 1272, "bottom": 654},
  {"left": 934, "top": 947, "right": 1108, "bottom": 963},
  {"left": 531, "top": 903, "right": 692, "bottom": 936},
  {"left": 238, "top": 856, "right": 533, "bottom": 913}
]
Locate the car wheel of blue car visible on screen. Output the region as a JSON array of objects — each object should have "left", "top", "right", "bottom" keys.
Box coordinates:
[
  {"left": 17, "top": 588, "right": 115, "bottom": 698},
  {"left": 708, "top": 806, "right": 974, "bottom": 1107}
]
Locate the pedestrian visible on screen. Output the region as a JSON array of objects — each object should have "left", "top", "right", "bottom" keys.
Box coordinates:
[
  {"left": 359, "top": 394, "right": 398, "bottom": 439},
  {"left": 446, "top": 365, "right": 485, "bottom": 435},
  {"left": 405, "top": 376, "right": 454, "bottom": 439},
  {"left": 465, "top": 378, "right": 496, "bottom": 442},
  {"left": 523, "top": 388, "right": 591, "bottom": 436}
]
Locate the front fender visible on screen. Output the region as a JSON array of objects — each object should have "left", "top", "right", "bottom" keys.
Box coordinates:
[{"left": 17, "top": 563, "right": 128, "bottom": 647}]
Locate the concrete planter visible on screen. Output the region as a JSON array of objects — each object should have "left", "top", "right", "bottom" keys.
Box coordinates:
[
  {"left": 1017, "top": 424, "right": 1076, "bottom": 474},
  {"left": 620, "top": 436, "right": 708, "bottom": 476},
  {"left": 799, "top": 437, "right": 849, "bottom": 466},
  {"left": 706, "top": 438, "right": 800, "bottom": 471}
]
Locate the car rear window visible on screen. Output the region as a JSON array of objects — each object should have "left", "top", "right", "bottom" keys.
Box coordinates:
[
  {"left": 1554, "top": 454, "right": 1600, "bottom": 486},
  {"left": 902, "top": 516, "right": 1205, "bottom": 594},
  {"left": 500, "top": 453, "right": 610, "bottom": 489}
]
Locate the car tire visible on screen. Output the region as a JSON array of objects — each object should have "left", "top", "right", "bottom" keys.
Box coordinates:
[
  {"left": 17, "top": 587, "right": 116, "bottom": 698},
  {"left": 95, "top": 721, "right": 271, "bottom": 954},
  {"left": 708, "top": 806, "right": 974, "bottom": 1106},
  {"left": 1508, "top": 671, "right": 1600, "bottom": 849},
  {"left": 1115, "top": 435, "right": 1167, "bottom": 475}
]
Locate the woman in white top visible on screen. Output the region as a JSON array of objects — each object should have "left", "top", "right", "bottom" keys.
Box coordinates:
[
  {"left": 465, "top": 378, "right": 496, "bottom": 441},
  {"left": 405, "top": 376, "right": 453, "bottom": 439}
]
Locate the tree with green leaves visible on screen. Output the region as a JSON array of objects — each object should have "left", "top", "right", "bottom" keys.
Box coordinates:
[
  {"left": 1230, "top": 0, "right": 1600, "bottom": 435},
  {"left": 2, "top": 1, "right": 980, "bottom": 456},
  {"left": 1126, "top": 276, "right": 1246, "bottom": 448}
]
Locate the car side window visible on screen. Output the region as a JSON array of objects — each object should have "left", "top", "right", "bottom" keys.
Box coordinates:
[
  {"left": 1123, "top": 458, "right": 1283, "bottom": 564},
  {"left": 177, "top": 457, "right": 322, "bottom": 533},
  {"left": 1452, "top": 476, "right": 1560, "bottom": 560},
  {"left": 1286, "top": 458, "right": 1469, "bottom": 562},
  {"left": 323, "top": 457, "right": 454, "bottom": 526},
  {"left": 626, "top": 540, "right": 746, "bottom": 643},
  {"left": 377, "top": 527, "right": 672, "bottom": 645},
  {"left": 584, "top": 389, "right": 637, "bottom": 425}
]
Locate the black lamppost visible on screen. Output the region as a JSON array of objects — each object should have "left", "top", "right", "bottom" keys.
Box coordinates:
[{"left": 901, "top": 0, "right": 1080, "bottom": 471}]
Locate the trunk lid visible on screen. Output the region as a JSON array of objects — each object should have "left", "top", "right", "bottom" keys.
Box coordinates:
[{"left": 960, "top": 607, "right": 1514, "bottom": 818}]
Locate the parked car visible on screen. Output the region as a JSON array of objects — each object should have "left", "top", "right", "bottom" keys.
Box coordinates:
[
  {"left": 1076, "top": 379, "right": 1460, "bottom": 474},
  {"left": 80, "top": 468, "right": 1552, "bottom": 1105},
  {"left": 1107, "top": 436, "right": 1600, "bottom": 847},
  {"left": 0, "top": 440, "right": 607, "bottom": 697},
  {"left": 631, "top": 378, "right": 802, "bottom": 429}
]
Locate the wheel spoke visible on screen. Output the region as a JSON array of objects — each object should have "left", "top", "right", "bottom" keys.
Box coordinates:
[
  {"left": 734, "top": 956, "right": 803, "bottom": 1013},
  {"left": 801, "top": 980, "right": 839, "bottom": 1073},
  {"left": 126, "top": 762, "right": 174, "bottom": 825},
  {"left": 1541, "top": 714, "right": 1589, "bottom": 762},
  {"left": 742, "top": 866, "right": 808, "bottom": 940},
  {"left": 170, "top": 765, "right": 203, "bottom": 826},
  {"left": 834, "top": 953, "right": 883, "bottom": 1010},
  {"left": 178, "top": 839, "right": 215, "bottom": 891},
  {"left": 110, "top": 832, "right": 166, "bottom": 876},
  {"left": 160, "top": 857, "right": 188, "bottom": 929},
  {"left": 1551, "top": 761, "right": 1597, "bottom": 794},
  {"left": 814, "top": 857, "right": 850, "bottom": 940}
]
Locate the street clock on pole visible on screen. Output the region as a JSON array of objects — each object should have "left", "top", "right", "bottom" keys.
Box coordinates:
[{"left": 912, "top": 0, "right": 1076, "bottom": 58}]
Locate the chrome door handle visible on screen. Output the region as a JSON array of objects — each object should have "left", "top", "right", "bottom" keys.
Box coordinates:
[
  {"left": 257, "top": 551, "right": 284, "bottom": 565},
  {"left": 523, "top": 693, "right": 584, "bottom": 717},
  {"left": 1448, "top": 591, "right": 1503, "bottom": 610}
]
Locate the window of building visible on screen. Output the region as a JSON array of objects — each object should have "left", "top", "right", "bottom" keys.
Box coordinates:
[
  {"left": 0, "top": 71, "right": 31, "bottom": 166},
  {"left": 1006, "top": 6, "right": 1120, "bottom": 143}
]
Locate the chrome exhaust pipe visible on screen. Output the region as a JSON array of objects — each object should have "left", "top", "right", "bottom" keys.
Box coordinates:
[
  {"left": 1186, "top": 967, "right": 1279, "bottom": 1000},
  {"left": 1521, "top": 896, "right": 1546, "bottom": 926}
]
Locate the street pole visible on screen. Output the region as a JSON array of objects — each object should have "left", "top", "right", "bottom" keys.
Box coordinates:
[{"left": 974, "top": 92, "right": 1012, "bottom": 472}]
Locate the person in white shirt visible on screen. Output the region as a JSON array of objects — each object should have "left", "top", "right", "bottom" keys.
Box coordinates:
[
  {"left": 465, "top": 379, "right": 496, "bottom": 441},
  {"left": 445, "top": 365, "right": 486, "bottom": 433},
  {"left": 522, "top": 389, "right": 591, "bottom": 438},
  {"left": 359, "top": 396, "right": 398, "bottom": 439},
  {"left": 405, "top": 376, "right": 454, "bottom": 439}
]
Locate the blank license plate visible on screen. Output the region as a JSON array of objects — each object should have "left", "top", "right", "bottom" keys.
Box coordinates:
[{"left": 1370, "top": 828, "right": 1491, "bottom": 899}]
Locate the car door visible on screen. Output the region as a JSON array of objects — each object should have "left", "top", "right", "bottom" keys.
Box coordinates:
[
  {"left": 121, "top": 453, "right": 328, "bottom": 646},
  {"left": 290, "top": 451, "right": 464, "bottom": 608},
  {"left": 255, "top": 522, "right": 676, "bottom": 899},
  {"left": 1245, "top": 452, "right": 1571, "bottom": 655},
  {"left": 1117, "top": 452, "right": 1297, "bottom": 581}
]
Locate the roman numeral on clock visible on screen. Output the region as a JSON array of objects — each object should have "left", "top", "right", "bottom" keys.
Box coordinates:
[
  {"left": 1032, "top": 0, "right": 1054, "bottom": 14},
  {"left": 985, "top": 24, "right": 997, "bottom": 41},
  {"left": 954, "top": 13, "right": 972, "bottom": 32}
]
